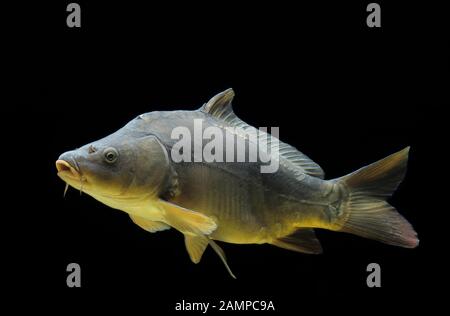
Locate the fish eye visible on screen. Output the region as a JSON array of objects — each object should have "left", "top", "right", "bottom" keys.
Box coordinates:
[{"left": 103, "top": 147, "right": 118, "bottom": 163}]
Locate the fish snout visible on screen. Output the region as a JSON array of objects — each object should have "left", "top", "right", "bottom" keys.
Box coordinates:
[{"left": 56, "top": 152, "right": 81, "bottom": 179}]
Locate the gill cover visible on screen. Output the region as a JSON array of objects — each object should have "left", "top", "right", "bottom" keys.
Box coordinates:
[{"left": 132, "top": 134, "right": 178, "bottom": 198}]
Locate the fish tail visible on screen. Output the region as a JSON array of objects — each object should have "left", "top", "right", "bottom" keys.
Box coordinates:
[{"left": 331, "top": 147, "right": 419, "bottom": 248}]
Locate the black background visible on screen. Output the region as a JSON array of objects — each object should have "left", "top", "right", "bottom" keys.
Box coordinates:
[{"left": 4, "top": 1, "right": 448, "bottom": 314}]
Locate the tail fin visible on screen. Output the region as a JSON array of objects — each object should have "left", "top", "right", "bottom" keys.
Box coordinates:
[{"left": 333, "top": 147, "right": 419, "bottom": 248}]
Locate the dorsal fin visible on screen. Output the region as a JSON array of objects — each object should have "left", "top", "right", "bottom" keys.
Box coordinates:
[
  {"left": 200, "top": 89, "right": 325, "bottom": 179},
  {"left": 201, "top": 88, "right": 235, "bottom": 117}
]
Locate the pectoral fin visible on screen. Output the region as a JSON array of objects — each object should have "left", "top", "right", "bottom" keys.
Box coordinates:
[
  {"left": 158, "top": 199, "right": 217, "bottom": 236},
  {"left": 129, "top": 215, "right": 171, "bottom": 233}
]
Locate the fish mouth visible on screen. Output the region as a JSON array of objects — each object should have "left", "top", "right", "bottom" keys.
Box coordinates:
[{"left": 56, "top": 159, "right": 82, "bottom": 180}]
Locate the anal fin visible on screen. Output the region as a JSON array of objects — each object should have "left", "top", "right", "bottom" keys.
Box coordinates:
[{"left": 270, "top": 228, "right": 323, "bottom": 254}]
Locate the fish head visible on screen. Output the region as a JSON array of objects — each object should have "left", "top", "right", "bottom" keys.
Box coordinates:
[{"left": 56, "top": 131, "right": 172, "bottom": 200}]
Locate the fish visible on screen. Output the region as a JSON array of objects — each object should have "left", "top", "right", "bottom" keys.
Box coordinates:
[{"left": 56, "top": 88, "right": 419, "bottom": 278}]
